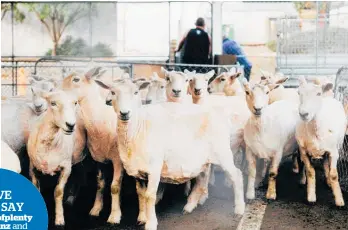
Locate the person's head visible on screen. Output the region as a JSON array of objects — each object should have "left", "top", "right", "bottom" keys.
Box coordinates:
[{"left": 195, "top": 17, "right": 205, "bottom": 29}]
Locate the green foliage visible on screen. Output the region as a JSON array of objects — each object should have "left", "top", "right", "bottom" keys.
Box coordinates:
[
  {"left": 45, "top": 36, "right": 114, "bottom": 57},
  {"left": 1, "top": 3, "right": 25, "bottom": 22}
]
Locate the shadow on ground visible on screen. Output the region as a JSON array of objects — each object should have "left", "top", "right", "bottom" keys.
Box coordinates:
[{"left": 33, "top": 154, "right": 348, "bottom": 230}]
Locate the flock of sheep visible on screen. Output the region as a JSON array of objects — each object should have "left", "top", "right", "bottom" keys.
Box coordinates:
[{"left": 1, "top": 65, "right": 348, "bottom": 230}]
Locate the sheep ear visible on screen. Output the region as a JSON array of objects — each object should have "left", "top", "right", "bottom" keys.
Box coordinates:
[
  {"left": 298, "top": 76, "right": 307, "bottom": 85},
  {"left": 94, "top": 79, "right": 111, "bottom": 90},
  {"left": 241, "top": 78, "right": 251, "bottom": 92},
  {"left": 161, "top": 67, "right": 169, "bottom": 76},
  {"left": 205, "top": 70, "right": 215, "bottom": 79},
  {"left": 133, "top": 78, "right": 147, "bottom": 83},
  {"left": 228, "top": 72, "right": 241, "bottom": 81},
  {"left": 260, "top": 76, "right": 267, "bottom": 80},
  {"left": 152, "top": 72, "right": 160, "bottom": 80},
  {"left": 268, "top": 84, "right": 281, "bottom": 91},
  {"left": 136, "top": 81, "right": 151, "bottom": 91},
  {"left": 85, "top": 67, "right": 103, "bottom": 79},
  {"left": 275, "top": 77, "right": 289, "bottom": 84},
  {"left": 322, "top": 83, "right": 333, "bottom": 93}
]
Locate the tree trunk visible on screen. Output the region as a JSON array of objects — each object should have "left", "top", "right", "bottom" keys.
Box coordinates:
[{"left": 52, "top": 42, "right": 58, "bottom": 56}]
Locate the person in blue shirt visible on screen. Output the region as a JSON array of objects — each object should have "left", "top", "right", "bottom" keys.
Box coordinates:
[{"left": 222, "top": 36, "right": 252, "bottom": 81}]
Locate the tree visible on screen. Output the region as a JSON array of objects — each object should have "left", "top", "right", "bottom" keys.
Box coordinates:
[
  {"left": 45, "top": 36, "right": 114, "bottom": 57},
  {"left": 25, "top": 3, "right": 95, "bottom": 56},
  {"left": 1, "top": 3, "right": 25, "bottom": 22}
]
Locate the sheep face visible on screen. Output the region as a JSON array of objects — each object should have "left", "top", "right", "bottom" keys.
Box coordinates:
[
  {"left": 28, "top": 76, "right": 57, "bottom": 114},
  {"left": 187, "top": 70, "right": 215, "bottom": 99},
  {"left": 297, "top": 80, "right": 333, "bottom": 121},
  {"left": 95, "top": 79, "right": 151, "bottom": 121},
  {"left": 41, "top": 90, "right": 78, "bottom": 135},
  {"left": 242, "top": 80, "right": 280, "bottom": 117},
  {"left": 161, "top": 67, "right": 191, "bottom": 102},
  {"left": 145, "top": 73, "right": 166, "bottom": 104},
  {"left": 207, "top": 72, "right": 241, "bottom": 94},
  {"left": 61, "top": 67, "right": 109, "bottom": 100}
]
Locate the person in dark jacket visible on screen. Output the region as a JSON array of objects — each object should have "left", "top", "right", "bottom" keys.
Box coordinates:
[{"left": 176, "top": 17, "right": 211, "bottom": 73}]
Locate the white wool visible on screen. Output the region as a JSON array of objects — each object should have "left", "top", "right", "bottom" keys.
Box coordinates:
[
  {"left": 1, "top": 141, "right": 21, "bottom": 173},
  {"left": 296, "top": 97, "right": 346, "bottom": 158},
  {"left": 244, "top": 100, "right": 300, "bottom": 159}
]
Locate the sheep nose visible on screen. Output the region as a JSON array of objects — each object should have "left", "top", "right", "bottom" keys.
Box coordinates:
[
  {"left": 106, "top": 99, "right": 112, "bottom": 106},
  {"left": 300, "top": 112, "right": 309, "bottom": 119},
  {"left": 172, "top": 89, "right": 181, "bottom": 96},
  {"left": 194, "top": 88, "right": 201, "bottom": 95},
  {"left": 254, "top": 106, "right": 262, "bottom": 112},
  {"left": 35, "top": 104, "right": 43, "bottom": 109},
  {"left": 66, "top": 122, "right": 75, "bottom": 131},
  {"left": 120, "top": 111, "right": 130, "bottom": 120}
]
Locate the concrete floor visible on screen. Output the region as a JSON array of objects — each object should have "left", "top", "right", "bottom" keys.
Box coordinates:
[{"left": 40, "top": 156, "right": 348, "bottom": 230}]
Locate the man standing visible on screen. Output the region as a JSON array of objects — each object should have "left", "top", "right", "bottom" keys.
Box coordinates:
[
  {"left": 176, "top": 17, "right": 211, "bottom": 73},
  {"left": 222, "top": 36, "right": 252, "bottom": 81}
]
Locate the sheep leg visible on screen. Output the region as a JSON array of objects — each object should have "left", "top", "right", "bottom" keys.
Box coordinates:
[
  {"left": 246, "top": 146, "right": 257, "bottom": 200},
  {"left": 328, "top": 152, "right": 345, "bottom": 207},
  {"left": 54, "top": 165, "right": 72, "bottom": 226},
  {"left": 183, "top": 166, "right": 210, "bottom": 214},
  {"left": 298, "top": 153, "right": 306, "bottom": 185},
  {"left": 323, "top": 157, "right": 331, "bottom": 188},
  {"left": 219, "top": 152, "right": 245, "bottom": 215},
  {"left": 266, "top": 154, "right": 281, "bottom": 200},
  {"left": 145, "top": 171, "right": 161, "bottom": 230},
  {"left": 292, "top": 153, "right": 300, "bottom": 174},
  {"left": 29, "top": 162, "right": 40, "bottom": 191},
  {"left": 136, "top": 180, "right": 147, "bottom": 225},
  {"left": 156, "top": 183, "right": 166, "bottom": 205},
  {"left": 184, "top": 181, "right": 191, "bottom": 197},
  {"left": 198, "top": 165, "right": 212, "bottom": 205},
  {"left": 107, "top": 158, "right": 124, "bottom": 224},
  {"left": 300, "top": 147, "right": 316, "bottom": 203},
  {"left": 89, "top": 167, "right": 105, "bottom": 217}
]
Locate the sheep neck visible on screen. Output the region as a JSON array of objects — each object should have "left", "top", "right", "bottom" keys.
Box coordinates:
[
  {"left": 116, "top": 109, "right": 142, "bottom": 162},
  {"left": 36, "top": 111, "right": 64, "bottom": 150}
]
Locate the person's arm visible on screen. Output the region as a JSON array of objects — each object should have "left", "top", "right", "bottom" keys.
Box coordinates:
[
  {"left": 208, "top": 34, "right": 212, "bottom": 56},
  {"left": 176, "top": 30, "right": 189, "bottom": 52}
]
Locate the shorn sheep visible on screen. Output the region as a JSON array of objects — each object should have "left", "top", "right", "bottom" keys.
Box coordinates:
[
  {"left": 296, "top": 76, "right": 346, "bottom": 206},
  {"left": 60, "top": 68, "right": 124, "bottom": 224},
  {"left": 242, "top": 79, "right": 300, "bottom": 200},
  {"left": 144, "top": 72, "right": 167, "bottom": 104},
  {"left": 95, "top": 77, "right": 245, "bottom": 230},
  {"left": 161, "top": 67, "right": 192, "bottom": 103},
  {"left": 1, "top": 140, "right": 21, "bottom": 173},
  {"left": 27, "top": 90, "right": 79, "bottom": 226},
  {"left": 207, "top": 67, "right": 245, "bottom": 96}
]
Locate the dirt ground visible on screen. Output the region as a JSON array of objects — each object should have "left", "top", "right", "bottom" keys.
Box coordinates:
[{"left": 36, "top": 155, "right": 348, "bottom": 230}]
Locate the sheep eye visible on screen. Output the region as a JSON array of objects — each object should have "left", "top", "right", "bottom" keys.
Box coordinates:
[
  {"left": 49, "top": 88, "right": 53, "bottom": 92},
  {"left": 111, "top": 91, "right": 115, "bottom": 95},
  {"left": 51, "top": 101, "right": 57, "bottom": 106},
  {"left": 266, "top": 91, "right": 270, "bottom": 95},
  {"left": 160, "top": 86, "right": 164, "bottom": 89},
  {"left": 74, "top": 101, "right": 77, "bottom": 106},
  {"left": 73, "top": 78, "right": 80, "bottom": 82},
  {"left": 166, "top": 77, "right": 170, "bottom": 81},
  {"left": 186, "top": 79, "right": 189, "bottom": 82},
  {"left": 317, "top": 92, "right": 321, "bottom": 96},
  {"left": 220, "top": 78, "right": 226, "bottom": 82},
  {"left": 245, "top": 91, "right": 250, "bottom": 95},
  {"left": 134, "top": 91, "right": 139, "bottom": 95}
]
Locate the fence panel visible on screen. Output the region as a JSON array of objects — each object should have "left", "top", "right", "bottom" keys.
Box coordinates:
[{"left": 333, "top": 66, "right": 348, "bottom": 192}]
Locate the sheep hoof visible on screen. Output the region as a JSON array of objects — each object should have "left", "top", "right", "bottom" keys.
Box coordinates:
[
  {"left": 137, "top": 213, "right": 147, "bottom": 225},
  {"left": 183, "top": 203, "right": 195, "bottom": 214},
  {"left": 107, "top": 212, "right": 121, "bottom": 225},
  {"left": 335, "top": 199, "right": 345, "bottom": 207},
  {"left": 89, "top": 206, "right": 102, "bottom": 217},
  {"left": 292, "top": 168, "right": 299, "bottom": 174},
  {"left": 307, "top": 201, "right": 316, "bottom": 206},
  {"left": 266, "top": 193, "right": 276, "bottom": 201},
  {"left": 55, "top": 217, "right": 65, "bottom": 227},
  {"left": 234, "top": 203, "right": 245, "bottom": 215},
  {"left": 246, "top": 190, "right": 255, "bottom": 200},
  {"left": 65, "top": 195, "right": 76, "bottom": 206},
  {"left": 145, "top": 221, "right": 158, "bottom": 230}
]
